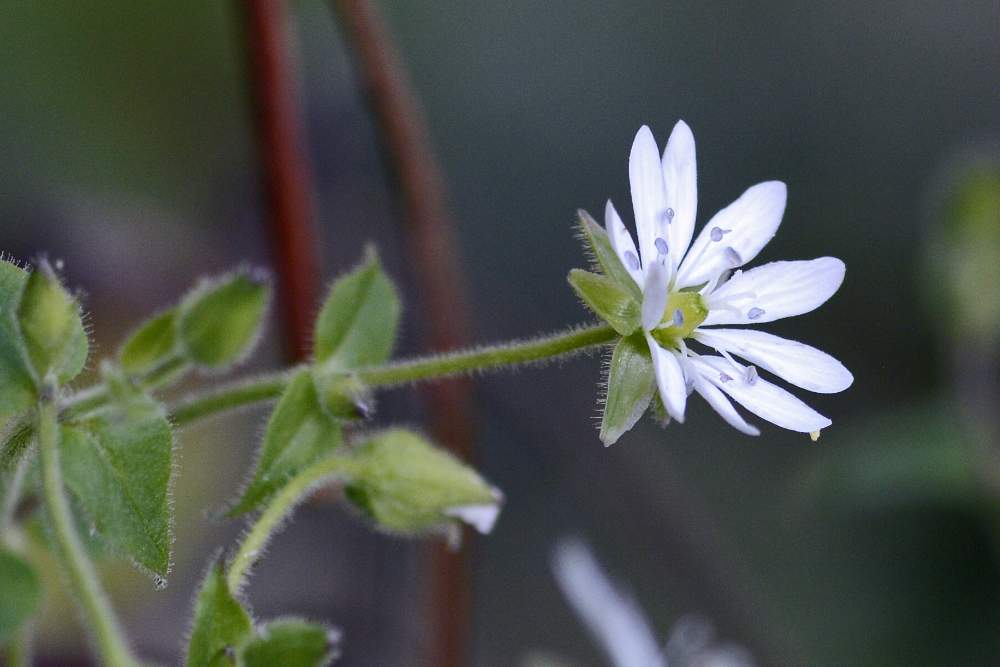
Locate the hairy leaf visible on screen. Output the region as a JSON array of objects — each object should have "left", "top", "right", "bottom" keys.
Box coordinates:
[
  {"left": 313, "top": 249, "right": 400, "bottom": 370},
  {"left": 240, "top": 618, "right": 339, "bottom": 667},
  {"left": 119, "top": 309, "right": 178, "bottom": 375},
  {"left": 0, "top": 549, "right": 41, "bottom": 644},
  {"left": 186, "top": 560, "right": 253, "bottom": 667},
  {"left": 15, "top": 259, "right": 88, "bottom": 384},
  {"left": 600, "top": 334, "right": 655, "bottom": 446},
  {"left": 567, "top": 269, "right": 640, "bottom": 335},
  {"left": 0, "top": 260, "right": 36, "bottom": 434},
  {"left": 575, "top": 210, "right": 642, "bottom": 299},
  {"left": 60, "top": 395, "right": 174, "bottom": 577},
  {"left": 229, "top": 370, "right": 343, "bottom": 516},
  {"left": 178, "top": 268, "right": 270, "bottom": 369}
]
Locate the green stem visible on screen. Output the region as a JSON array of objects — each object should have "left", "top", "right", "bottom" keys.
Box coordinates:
[
  {"left": 227, "top": 455, "right": 357, "bottom": 592},
  {"left": 61, "top": 354, "right": 191, "bottom": 421},
  {"left": 172, "top": 323, "right": 616, "bottom": 427},
  {"left": 3, "top": 625, "right": 33, "bottom": 667},
  {"left": 37, "top": 400, "right": 137, "bottom": 667}
]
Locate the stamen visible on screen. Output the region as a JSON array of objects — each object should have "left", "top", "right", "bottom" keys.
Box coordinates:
[
  {"left": 719, "top": 372, "right": 733, "bottom": 383},
  {"left": 709, "top": 227, "right": 731, "bottom": 242},
  {"left": 654, "top": 237, "right": 669, "bottom": 256},
  {"left": 665, "top": 207, "right": 675, "bottom": 222},
  {"left": 724, "top": 247, "right": 742, "bottom": 267},
  {"left": 747, "top": 307, "right": 765, "bottom": 320},
  {"left": 672, "top": 308, "right": 684, "bottom": 327},
  {"left": 624, "top": 250, "right": 640, "bottom": 271},
  {"left": 745, "top": 365, "right": 758, "bottom": 385}
]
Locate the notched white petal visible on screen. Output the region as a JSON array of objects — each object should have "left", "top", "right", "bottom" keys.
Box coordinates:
[
  {"left": 629, "top": 126, "right": 669, "bottom": 273},
  {"left": 691, "top": 355, "right": 831, "bottom": 433},
  {"left": 444, "top": 488, "right": 504, "bottom": 534},
  {"left": 605, "top": 199, "right": 643, "bottom": 285},
  {"left": 702, "top": 257, "right": 845, "bottom": 326},
  {"left": 647, "top": 337, "right": 687, "bottom": 423},
  {"left": 662, "top": 120, "right": 697, "bottom": 269},
  {"left": 692, "top": 374, "right": 760, "bottom": 436},
  {"left": 641, "top": 261, "right": 670, "bottom": 331},
  {"left": 694, "top": 328, "right": 853, "bottom": 393}
]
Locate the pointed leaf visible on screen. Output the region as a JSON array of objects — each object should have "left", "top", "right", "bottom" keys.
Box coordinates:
[
  {"left": 119, "top": 309, "right": 178, "bottom": 375},
  {"left": 59, "top": 395, "right": 174, "bottom": 577},
  {"left": 178, "top": 268, "right": 271, "bottom": 370},
  {"left": 574, "top": 210, "right": 642, "bottom": 299},
  {"left": 600, "top": 334, "right": 655, "bottom": 446},
  {"left": 313, "top": 249, "right": 400, "bottom": 370},
  {"left": 186, "top": 560, "right": 253, "bottom": 667},
  {"left": 0, "top": 549, "right": 41, "bottom": 644},
  {"left": 567, "top": 269, "right": 640, "bottom": 335},
  {"left": 229, "top": 370, "right": 343, "bottom": 516},
  {"left": 240, "top": 619, "right": 340, "bottom": 667}
]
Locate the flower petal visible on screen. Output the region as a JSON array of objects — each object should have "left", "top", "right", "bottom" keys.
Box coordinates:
[
  {"left": 694, "top": 328, "right": 853, "bottom": 393},
  {"left": 629, "top": 126, "right": 670, "bottom": 273},
  {"left": 691, "top": 355, "right": 831, "bottom": 432},
  {"left": 641, "top": 261, "right": 669, "bottom": 331},
  {"left": 661, "top": 120, "right": 697, "bottom": 268},
  {"left": 647, "top": 336, "right": 686, "bottom": 423},
  {"left": 702, "top": 257, "right": 845, "bottom": 326},
  {"left": 605, "top": 200, "right": 642, "bottom": 287},
  {"left": 691, "top": 374, "right": 760, "bottom": 435},
  {"left": 444, "top": 503, "right": 501, "bottom": 534},
  {"left": 676, "top": 181, "right": 787, "bottom": 288}
]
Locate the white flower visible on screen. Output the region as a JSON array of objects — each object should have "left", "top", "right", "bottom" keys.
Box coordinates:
[{"left": 605, "top": 122, "right": 853, "bottom": 436}]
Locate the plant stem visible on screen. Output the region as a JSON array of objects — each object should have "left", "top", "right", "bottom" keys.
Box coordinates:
[
  {"left": 169, "top": 323, "right": 616, "bottom": 427},
  {"left": 227, "top": 455, "right": 357, "bottom": 592},
  {"left": 60, "top": 354, "right": 190, "bottom": 420},
  {"left": 36, "top": 400, "right": 137, "bottom": 667}
]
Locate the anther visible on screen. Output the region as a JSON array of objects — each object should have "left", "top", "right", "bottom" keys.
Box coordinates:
[
  {"left": 672, "top": 309, "right": 684, "bottom": 327},
  {"left": 745, "top": 365, "right": 758, "bottom": 385},
  {"left": 624, "top": 250, "right": 640, "bottom": 271},
  {"left": 710, "top": 227, "right": 731, "bottom": 242},
  {"left": 747, "top": 307, "right": 765, "bottom": 320},
  {"left": 665, "top": 207, "right": 675, "bottom": 222},
  {"left": 719, "top": 372, "right": 733, "bottom": 383},
  {"left": 654, "top": 237, "right": 669, "bottom": 256},
  {"left": 724, "top": 247, "right": 742, "bottom": 267}
]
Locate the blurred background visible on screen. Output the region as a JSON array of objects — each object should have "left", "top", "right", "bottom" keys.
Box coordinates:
[{"left": 1, "top": 1, "right": 998, "bottom": 665}]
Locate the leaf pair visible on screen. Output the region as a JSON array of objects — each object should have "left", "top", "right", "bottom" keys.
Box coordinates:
[
  {"left": 186, "top": 561, "right": 338, "bottom": 667},
  {"left": 230, "top": 251, "right": 400, "bottom": 517},
  {"left": 120, "top": 267, "right": 271, "bottom": 375}
]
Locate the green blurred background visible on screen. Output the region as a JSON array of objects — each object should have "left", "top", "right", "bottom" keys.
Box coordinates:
[{"left": 1, "top": 1, "right": 998, "bottom": 665}]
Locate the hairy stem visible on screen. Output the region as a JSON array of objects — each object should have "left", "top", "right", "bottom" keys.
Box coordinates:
[
  {"left": 37, "top": 400, "right": 137, "bottom": 667},
  {"left": 227, "top": 455, "right": 358, "bottom": 592},
  {"left": 170, "top": 323, "right": 616, "bottom": 427}
]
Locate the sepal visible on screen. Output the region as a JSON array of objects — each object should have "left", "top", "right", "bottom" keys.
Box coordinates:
[{"left": 567, "top": 269, "right": 640, "bottom": 335}]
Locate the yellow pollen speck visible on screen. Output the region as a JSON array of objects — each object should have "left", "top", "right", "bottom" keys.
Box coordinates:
[{"left": 810, "top": 430, "right": 821, "bottom": 442}]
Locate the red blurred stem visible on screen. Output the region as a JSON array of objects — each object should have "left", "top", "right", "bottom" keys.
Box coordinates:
[
  {"left": 242, "top": 0, "right": 322, "bottom": 361},
  {"left": 332, "top": 1, "right": 476, "bottom": 665}
]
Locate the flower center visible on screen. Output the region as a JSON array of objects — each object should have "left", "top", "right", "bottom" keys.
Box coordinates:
[{"left": 649, "top": 291, "right": 708, "bottom": 349}]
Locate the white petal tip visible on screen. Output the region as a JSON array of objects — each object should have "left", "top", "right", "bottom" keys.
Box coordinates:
[{"left": 445, "top": 502, "right": 502, "bottom": 535}]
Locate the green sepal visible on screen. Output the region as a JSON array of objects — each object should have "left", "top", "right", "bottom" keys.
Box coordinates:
[
  {"left": 344, "top": 429, "right": 501, "bottom": 536},
  {"left": 229, "top": 370, "right": 343, "bottom": 516},
  {"left": 0, "top": 260, "right": 36, "bottom": 435},
  {"left": 59, "top": 392, "right": 175, "bottom": 578},
  {"left": 313, "top": 248, "right": 400, "bottom": 371},
  {"left": 567, "top": 269, "right": 640, "bottom": 335},
  {"left": 119, "top": 309, "right": 178, "bottom": 375},
  {"left": 186, "top": 559, "right": 254, "bottom": 667},
  {"left": 0, "top": 548, "right": 41, "bottom": 644},
  {"left": 574, "top": 210, "right": 641, "bottom": 299},
  {"left": 239, "top": 618, "right": 340, "bottom": 667},
  {"left": 312, "top": 370, "right": 373, "bottom": 421},
  {"left": 178, "top": 268, "right": 271, "bottom": 370},
  {"left": 15, "top": 259, "right": 88, "bottom": 385},
  {"left": 600, "top": 333, "right": 655, "bottom": 446}
]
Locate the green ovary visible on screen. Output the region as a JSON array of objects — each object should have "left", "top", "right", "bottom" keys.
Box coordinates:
[{"left": 649, "top": 291, "right": 708, "bottom": 349}]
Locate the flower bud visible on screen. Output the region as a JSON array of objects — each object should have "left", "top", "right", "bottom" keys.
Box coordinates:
[
  {"left": 344, "top": 429, "right": 503, "bottom": 536},
  {"left": 15, "top": 259, "right": 87, "bottom": 384},
  {"left": 312, "top": 370, "right": 373, "bottom": 421}
]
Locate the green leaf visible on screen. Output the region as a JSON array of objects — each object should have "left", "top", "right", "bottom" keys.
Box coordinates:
[
  {"left": 574, "top": 210, "right": 641, "bottom": 299},
  {"left": 15, "top": 259, "right": 88, "bottom": 384},
  {"left": 313, "top": 249, "right": 400, "bottom": 370},
  {"left": 229, "top": 370, "right": 343, "bottom": 516},
  {"left": 178, "top": 268, "right": 271, "bottom": 370},
  {"left": 0, "top": 260, "right": 36, "bottom": 434},
  {"left": 119, "top": 309, "right": 178, "bottom": 375},
  {"left": 567, "top": 269, "right": 640, "bottom": 335},
  {"left": 345, "top": 429, "right": 501, "bottom": 535},
  {"left": 600, "top": 334, "right": 655, "bottom": 446},
  {"left": 0, "top": 549, "right": 41, "bottom": 644},
  {"left": 186, "top": 559, "right": 253, "bottom": 667},
  {"left": 240, "top": 619, "right": 339, "bottom": 667},
  {"left": 59, "top": 394, "right": 174, "bottom": 577}
]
